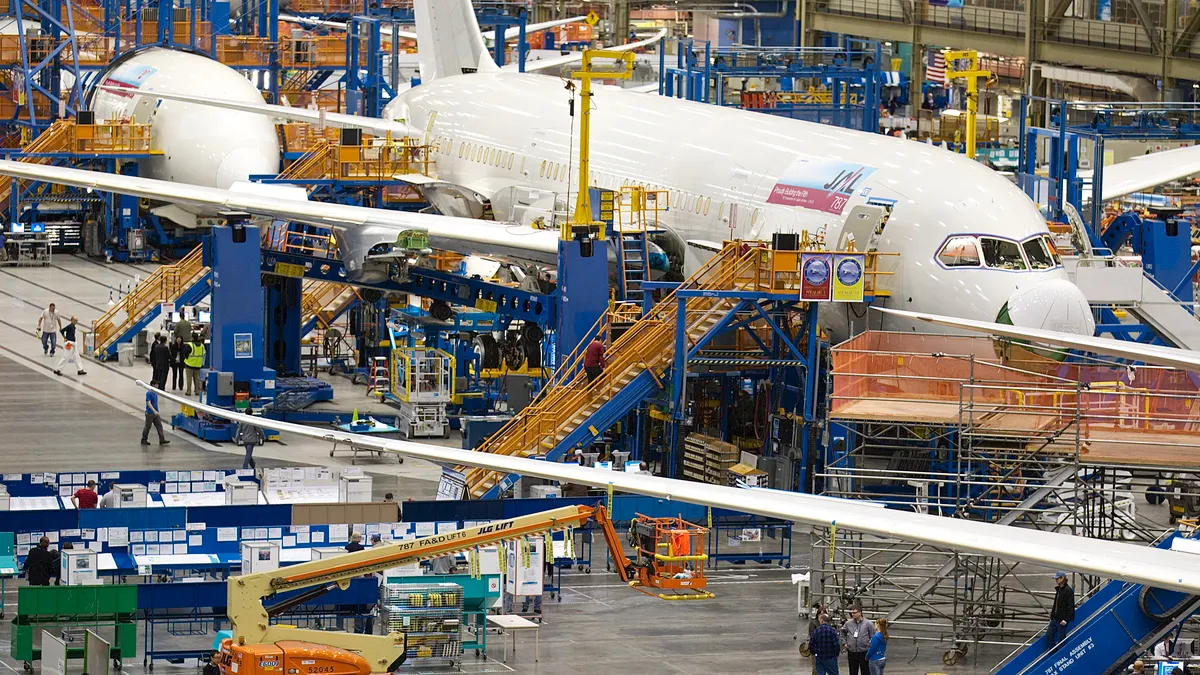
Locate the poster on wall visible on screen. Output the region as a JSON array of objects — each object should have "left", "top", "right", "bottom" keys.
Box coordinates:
[
  {"left": 832, "top": 253, "right": 866, "bottom": 302},
  {"left": 800, "top": 253, "right": 833, "bottom": 301},
  {"left": 766, "top": 159, "right": 877, "bottom": 215}
]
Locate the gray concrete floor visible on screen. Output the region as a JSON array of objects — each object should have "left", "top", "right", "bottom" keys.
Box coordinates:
[{"left": 0, "top": 256, "right": 1063, "bottom": 674}]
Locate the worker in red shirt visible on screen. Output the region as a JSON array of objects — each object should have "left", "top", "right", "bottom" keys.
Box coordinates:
[
  {"left": 71, "top": 480, "right": 99, "bottom": 509},
  {"left": 583, "top": 336, "right": 606, "bottom": 383}
]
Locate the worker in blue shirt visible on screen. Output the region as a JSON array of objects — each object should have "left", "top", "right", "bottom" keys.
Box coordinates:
[
  {"left": 808, "top": 613, "right": 842, "bottom": 675},
  {"left": 140, "top": 389, "right": 171, "bottom": 446},
  {"left": 865, "top": 618, "right": 888, "bottom": 674}
]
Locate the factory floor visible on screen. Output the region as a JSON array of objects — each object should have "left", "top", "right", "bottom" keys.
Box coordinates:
[{"left": 0, "top": 257, "right": 1137, "bottom": 674}]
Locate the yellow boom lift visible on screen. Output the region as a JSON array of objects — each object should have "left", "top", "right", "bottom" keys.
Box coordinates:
[{"left": 219, "top": 506, "right": 596, "bottom": 675}]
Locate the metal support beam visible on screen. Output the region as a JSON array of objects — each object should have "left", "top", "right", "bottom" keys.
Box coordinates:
[{"left": 885, "top": 465, "right": 1077, "bottom": 624}]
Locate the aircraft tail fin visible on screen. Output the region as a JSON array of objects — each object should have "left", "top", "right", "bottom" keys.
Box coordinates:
[{"left": 414, "top": 0, "right": 500, "bottom": 81}]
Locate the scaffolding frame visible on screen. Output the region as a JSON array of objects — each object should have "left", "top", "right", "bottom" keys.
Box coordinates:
[{"left": 813, "top": 330, "right": 1200, "bottom": 662}]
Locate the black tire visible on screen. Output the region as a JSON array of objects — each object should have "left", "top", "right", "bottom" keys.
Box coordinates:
[
  {"left": 503, "top": 343, "right": 525, "bottom": 370},
  {"left": 474, "top": 335, "right": 500, "bottom": 369}
]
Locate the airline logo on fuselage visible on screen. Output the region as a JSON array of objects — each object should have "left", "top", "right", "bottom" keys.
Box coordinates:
[{"left": 767, "top": 159, "right": 878, "bottom": 215}]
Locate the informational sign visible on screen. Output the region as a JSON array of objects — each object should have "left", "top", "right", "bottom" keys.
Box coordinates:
[
  {"left": 504, "top": 536, "right": 544, "bottom": 597},
  {"left": 436, "top": 468, "right": 466, "bottom": 501},
  {"left": 233, "top": 333, "right": 253, "bottom": 359},
  {"left": 832, "top": 253, "right": 866, "bottom": 302},
  {"left": 767, "top": 159, "right": 877, "bottom": 215},
  {"left": 799, "top": 253, "right": 833, "bottom": 301},
  {"left": 585, "top": 11, "right": 600, "bottom": 26}
]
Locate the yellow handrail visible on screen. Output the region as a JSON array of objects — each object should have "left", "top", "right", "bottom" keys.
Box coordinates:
[
  {"left": 92, "top": 246, "right": 208, "bottom": 353},
  {"left": 458, "top": 243, "right": 761, "bottom": 496}
]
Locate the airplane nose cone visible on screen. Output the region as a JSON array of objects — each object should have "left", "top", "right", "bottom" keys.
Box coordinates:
[
  {"left": 1002, "top": 279, "right": 1096, "bottom": 336},
  {"left": 215, "top": 148, "right": 277, "bottom": 190}
]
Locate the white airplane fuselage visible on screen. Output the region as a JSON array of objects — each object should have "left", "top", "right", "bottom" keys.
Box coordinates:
[
  {"left": 90, "top": 47, "right": 279, "bottom": 193},
  {"left": 385, "top": 72, "right": 1095, "bottom": 338}
]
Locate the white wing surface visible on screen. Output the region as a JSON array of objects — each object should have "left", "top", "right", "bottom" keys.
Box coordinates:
[{"left": 145, "top": 382, "right": 1200, "bottom": 594}]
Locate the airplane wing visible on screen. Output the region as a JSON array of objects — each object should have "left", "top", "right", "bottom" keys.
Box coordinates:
[
  {"left": 0, "top": 160, "right": 560, "bottom": 265},
  {"left": 1100, "top": 145, "right": 1200, "bottom": 202},
  {"left": 506, "top": 29, "right": 667, "bottom": 73},
  {"left": 277, "top": 14, "right": 587, "bottom": 43},
  {"left": 104, "top": 87, "right": 417, "bottom": 139},
  {"left": 485, "top": 16, "right": 589, "bottom": 42},
  {"left": 873, "top": 307, "right": 1200, "bottom": 373},
  {"left": 151, "top": 381, "right": 1200, "bottom": 594}
]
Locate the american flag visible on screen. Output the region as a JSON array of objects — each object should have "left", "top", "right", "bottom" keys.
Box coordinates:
[{"left": 925, "top": 50, "right": 946, "bottom": 84}]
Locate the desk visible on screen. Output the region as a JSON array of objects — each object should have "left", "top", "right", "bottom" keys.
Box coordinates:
[
  {"left": 12, "top": 497, "right": 63, "bottom": 511},
  {"left": 486, "top": 614, "right": 539, "bottom": 663},
  {"left": 263, "top": 487, "right": 339, "bottom": 504},
  {"left": 157, "top": 492, "right": 267, "bottom": 507},
  {"left": 332, "top": 420, "right": 403, "bottom": 465}
]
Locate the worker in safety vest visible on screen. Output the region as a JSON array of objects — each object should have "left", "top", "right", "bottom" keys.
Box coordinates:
[{"left": 184, "top": 333, "right": 206, "bottom": 396}]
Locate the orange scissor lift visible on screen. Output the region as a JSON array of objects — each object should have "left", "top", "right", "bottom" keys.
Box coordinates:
[{"left": 593, "top": 505, "right": 715, "bottom": 600}]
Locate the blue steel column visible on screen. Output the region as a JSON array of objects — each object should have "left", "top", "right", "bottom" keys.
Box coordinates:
[
  {"left": 555, "top": 239, "right": 609, "bottom": 370},
  {"left": 206, "top": 224, "right": 276, "bottom": 407},
  {"left": 264, "top": 276, "right": 302, "bottom": 376},
  {"left": 671, "top": 296, "right": 687, "bottom": 419}
]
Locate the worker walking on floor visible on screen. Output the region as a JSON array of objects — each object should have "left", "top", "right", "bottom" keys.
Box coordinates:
[
  {"left": 234, "top": 416, "right": 266, "bottom": 469},
  {"left": 842, "top": 606, "right": 876, "bottom": 675},
  {"left": 141, "top": 387, "right": 171, "bottom": 446},
  {"left": 36, "top": 302, "right": 62, "bottom": 356},
  {"left": 809, "top": 614, "right": 842, "bottom": 675},
  {"left": 184, "top": 333, "right": 205, "bottom": 396},
  {"left": 866, "top": 618, "right": 888, "bottom": 675},
  {"left": 1047, "top": 571, "right": 1075, "bottom": 650},
  {"left": 23, "top": 536, "right": 57, "bottom": 586},
  {"left": 583, "top": 335, "right": 606, "bottom": 383},
  {"left": 53, "top": 316, "right": 87, "bottom": 377}
]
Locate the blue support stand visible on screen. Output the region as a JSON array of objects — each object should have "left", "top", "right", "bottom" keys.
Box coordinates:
[
  {"left": 204, "top": 222, "right": 276, "bottom": 408},
  {"left": 555, "top": 238, "right": 609, "bottom": 369}
]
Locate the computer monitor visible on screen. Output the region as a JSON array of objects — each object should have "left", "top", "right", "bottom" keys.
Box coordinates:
[
  {"left": 10, "top": 223, "right": 24, "bottom": 233},
  {"left": 169, "top": 312, "right": 181, "bottom": 323},
  {"left": 1158, "top": 662, "right": 1184, "bottom": 675},
  {"left": 198, "top": 311, "right": 211, "bottom": 323}
]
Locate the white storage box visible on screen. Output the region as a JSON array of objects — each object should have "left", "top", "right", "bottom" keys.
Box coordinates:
[
  {"left": 61, "top": 549, "right": 99, "bottom": 585},
  {"left": 112, "top": 483, "right": 147, "bottom": 508},
  {"left": 310, "top": 547, "right": 348, "bottom": 561},
  {"left": 0, "top": 484, "right": 10, "bottom": 511},
  {"left": 530, "top": 485, "right": 561, "bottom": 499},
  {"left": 223, "top": 476, "right": 258, "bottom": 505},
  {"left": 241, "top": 540, "right": 281, "bottom": 574},
  {"left": 338, "top": 474, "right": 373, "bottom": 503}
]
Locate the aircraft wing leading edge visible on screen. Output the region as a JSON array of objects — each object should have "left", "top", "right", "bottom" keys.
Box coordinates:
[
  {"left": 145, "top": 382, "right": 1200, "bottom": 594},
  {"left": 103, "top": 87, "right": 417, "bottom": 139},
  {"left": 873, "top": 307, "right": 1200, "bottom": 373},
  {"left": 1100, "top": 144, "right": 1200, "bottom": 202},
  {"left": 0, "top": 160, "right": 560, "bottom": 265}
]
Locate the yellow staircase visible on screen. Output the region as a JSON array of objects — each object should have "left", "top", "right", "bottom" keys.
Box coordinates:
[
  {"left": 456, "top": 243, "right": 766, "bottom": 499},
  {"left": 91, "top": 245, "right": 209, "bottom": 357},
  {"left": 301, "top": 279, "right": 359, "bottom": 331}
]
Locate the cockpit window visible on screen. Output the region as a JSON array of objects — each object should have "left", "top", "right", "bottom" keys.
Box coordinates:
[
  {"left": 980, "top": 237, "right": 1027, "bottom": 270},
  {"left": 1042, "top": 235, "right": 1062, "bottom": 265},
  {"left": 1022, "top": 237, "right": 1055, "bottom": 270},
  {"left": 938, "top": 236, "right": 981, "bottom": 267}
]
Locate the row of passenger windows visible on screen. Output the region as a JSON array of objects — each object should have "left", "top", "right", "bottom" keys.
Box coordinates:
[
  {"left": 938, "top": 234, "right": 1061, "bottom": 270},
  {"left": 436, "top": 133, "right": 757, "bottom": 225}
]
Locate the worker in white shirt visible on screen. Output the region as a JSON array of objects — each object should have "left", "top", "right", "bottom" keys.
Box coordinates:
[
  {"left": 1155, "top": 635, "right": 1193, "bottom": 659},
  {"left": 99, "top": 482, "right": 118, "bottom": 508}
]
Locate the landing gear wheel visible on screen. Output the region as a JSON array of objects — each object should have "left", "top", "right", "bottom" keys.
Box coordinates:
[
  {"left": 503, "top": 342, "right": 525, "bottom": 370},
  {"left": 473, "top": 335, "right": 500, "bottom": 370}
]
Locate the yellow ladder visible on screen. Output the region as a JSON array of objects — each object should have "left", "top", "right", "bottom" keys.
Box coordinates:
[{"left": 455, "top": 243, "right": 764, "bottom": 498}]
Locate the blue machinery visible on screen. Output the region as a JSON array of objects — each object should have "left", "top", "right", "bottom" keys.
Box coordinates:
[
  {"left": 1018, "top": 98, "right": 1199, "bottom": 349},
  {"left": 659, "top": 38, "right": 884, "bottom": 132}
]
